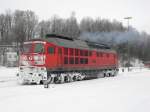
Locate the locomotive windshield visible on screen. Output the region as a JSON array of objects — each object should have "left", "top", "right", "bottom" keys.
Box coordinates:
[
  {"left": 22, "top": 43, "right": 44, "bottom": 53},
  {"left": 34, "top": 43, "right": 44, "bottom": 53},
  {"left": 22, "top": 44, "right": 32, "bottom": 53}
]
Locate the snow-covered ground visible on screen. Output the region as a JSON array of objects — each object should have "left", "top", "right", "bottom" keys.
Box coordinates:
[
  {"left": 0, "top": 67, "right": 150, "bottom": 112},
  {"left": 0, "top": 67, "right": 18, "bottom": 88}
]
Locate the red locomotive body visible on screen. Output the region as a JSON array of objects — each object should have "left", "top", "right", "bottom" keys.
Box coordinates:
[{"left": 18, "top": 34, "right": 118, "bottom": 84}]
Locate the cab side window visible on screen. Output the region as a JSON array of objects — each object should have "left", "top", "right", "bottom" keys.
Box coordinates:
[{"left": 48, "top": 47, "right": 55, "bottom": 54}]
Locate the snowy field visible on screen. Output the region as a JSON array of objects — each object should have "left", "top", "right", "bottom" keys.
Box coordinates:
[{"left": 0, "top": 67, "right": 150, "bottom": 112}]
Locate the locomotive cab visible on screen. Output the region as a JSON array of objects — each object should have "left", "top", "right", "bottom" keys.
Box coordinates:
[{"left": 18, "top": 41, "right": 48, "bottom": 84}]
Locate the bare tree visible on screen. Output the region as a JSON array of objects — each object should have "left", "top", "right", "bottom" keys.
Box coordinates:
[
  {"left": 12, "top": 10, "right": 27, "bottom": 45},
  {"left": 0, "top": 10, "right": 13, "bottom": 44},
  {"left": 65, "top": 12, "right": 80, "bottom": 38},
  {"left": 12, "top": 10, "right": 38, "bottom": 45},
  {"left": 24, "top": 10, "right": 38, "bottom": 40},
  {"left": 36, "top": 20, "right": 51, "bottom": 38},
  {"left": 4, "top": 10, "right": 13, "bottom": 44},
  {"left": 0, "top": 14, "right": 5, "bottom": 43},
  {"left": 80, "top": 17, "right": 94, "bottom": 32}
]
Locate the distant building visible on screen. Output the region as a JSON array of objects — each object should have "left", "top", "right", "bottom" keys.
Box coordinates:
[{"left": 0, "top": 45, "right": 19, "bottom": 67}]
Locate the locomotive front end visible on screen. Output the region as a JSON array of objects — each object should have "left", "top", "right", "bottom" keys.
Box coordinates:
[{"left": 18, "top": 41, "right": 47, "bottom": 84}]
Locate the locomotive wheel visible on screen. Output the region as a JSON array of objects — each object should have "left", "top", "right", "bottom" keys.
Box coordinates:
[
  {"left": 64, "top": 76, "right": 69, "bottom": 83},
  {"left": 105, "top": 72, "right": 110, "bottom": 77},
  {"left": 103, "top": 73, "right": 106, "bottom": 77},
  {"left": 77, "top": 75, "right": 82, "bottom": 81},
  {"left": 64, "top": 76, "right": 67, "bottom": 82},
  {"left": 54, "top": 77, "right": 59, "bottom": 83},
  {"left": 109, "top": 72, "right": 114, "bottom": 77},
  {"left": 64, "top": 75, "right": 71, "bottom": 83},
  {"left": 73, "top": 76, "right": 77, "bottom": 81}
]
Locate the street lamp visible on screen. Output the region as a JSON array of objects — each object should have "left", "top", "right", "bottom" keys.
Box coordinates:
[
  {"left": 124, "top": 17, "right": 132, "bottom": 31},
  {"left": 124, "top": 17, "right": 132, "bottom": 71}
]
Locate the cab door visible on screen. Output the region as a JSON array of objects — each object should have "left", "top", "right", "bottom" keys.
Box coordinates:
[
  {"left": 57, "top": 48, "right": 63, "bottom": 68},
  {"left": 46, "top": 44, "right": 57, "bottom": 69}
]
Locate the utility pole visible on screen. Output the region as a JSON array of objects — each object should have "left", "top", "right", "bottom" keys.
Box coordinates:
[{"left": 124, "top": 17, "right": 132, "bottom": 71}]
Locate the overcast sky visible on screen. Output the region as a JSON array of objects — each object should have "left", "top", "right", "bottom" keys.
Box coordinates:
[{"left": 0, "top": 0, "right": 150, "bottom": 33}]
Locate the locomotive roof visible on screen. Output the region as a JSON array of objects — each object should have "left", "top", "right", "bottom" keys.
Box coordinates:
[{"left": 29, "top": 34, "right": 116, "bottom": 53}]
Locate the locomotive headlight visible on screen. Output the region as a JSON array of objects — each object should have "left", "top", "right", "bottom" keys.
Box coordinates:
[
  {"left": 33, "top": 55, "right": 39, "bottom": 61},
  {"left": 34, "top": 55, "right": 45, "bottom": 65}
]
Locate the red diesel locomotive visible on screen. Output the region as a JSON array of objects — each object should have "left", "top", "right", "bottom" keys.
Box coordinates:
[{"left": 18, "top": 34, "right": 118, "bottom": 84}]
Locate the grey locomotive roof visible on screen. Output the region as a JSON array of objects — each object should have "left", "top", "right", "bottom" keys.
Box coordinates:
[
  {"left": 46, "top": 37, "right": 88, "bottom": 49},
  {"left": 30, "top": 34, "right": 116, "bottom": 53}
]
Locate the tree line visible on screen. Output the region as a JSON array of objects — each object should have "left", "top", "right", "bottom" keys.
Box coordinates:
[
  {"left": 0, "top": 10, "right": 125, "bottom": 44},
  {"left": 0, "top": 10, "right": 150, "bottom": 65}
]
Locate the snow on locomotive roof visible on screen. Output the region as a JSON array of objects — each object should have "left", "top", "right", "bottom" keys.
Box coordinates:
[{"left": 29, "top": 34, "right": 115, "bottom": 53}]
